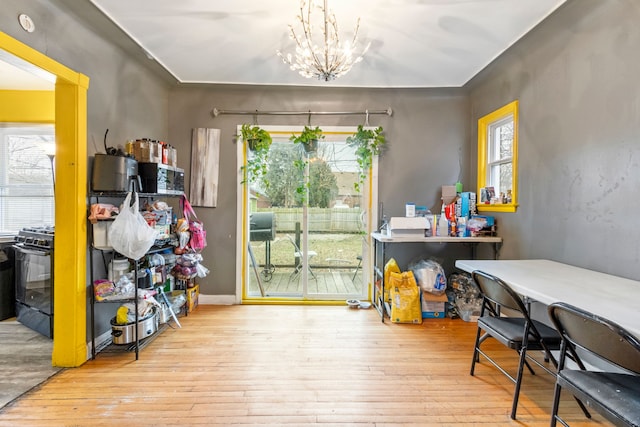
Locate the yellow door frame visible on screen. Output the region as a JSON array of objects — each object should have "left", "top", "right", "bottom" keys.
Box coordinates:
[{"left": 0, "top": 31, "right": 89, "bottom": 367}]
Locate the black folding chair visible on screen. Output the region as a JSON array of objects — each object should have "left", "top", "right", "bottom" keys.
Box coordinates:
[
  {"left": 470, "top": 270, "right": 563, "bottom": 419},
  {"left": 548, "top": 302, "right": 640, "bottom": 427}
]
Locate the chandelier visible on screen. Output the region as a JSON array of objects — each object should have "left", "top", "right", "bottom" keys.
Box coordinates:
[{"left": 276, "top": 0, "right": 370, "bottom": 82}]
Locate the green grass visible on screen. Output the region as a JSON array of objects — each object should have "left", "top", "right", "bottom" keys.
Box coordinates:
[{"left": 250, "top": 233, "right": 365, "bottom": 268}]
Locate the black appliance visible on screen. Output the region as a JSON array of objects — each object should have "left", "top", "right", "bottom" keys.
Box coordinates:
[
  {"left": 0, "top": 242, "right": 15, "bottom": 321},
  {"left": 138, "top": 162, "right": 185, "bottom": 194},
  {"left": 13, "top": 226, "right": 54, "bottom": 338},
  {"left": 91, "top": 154, "right": 138, "bottom": 192},
  {"left": 249, "top": 213, "right": 276, "bottom": 281}
]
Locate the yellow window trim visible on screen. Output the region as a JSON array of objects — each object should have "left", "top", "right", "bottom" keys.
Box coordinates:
[{"left": 477, "top": 100, "right": 518, "bottom": 213}]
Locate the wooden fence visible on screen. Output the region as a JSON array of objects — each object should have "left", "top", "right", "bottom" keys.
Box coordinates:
[{"left": 255, "top": 207, "right": 363, "bottom": 233}]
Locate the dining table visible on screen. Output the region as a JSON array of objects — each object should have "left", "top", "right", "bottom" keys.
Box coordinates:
[{"left": 454, "top": 259, "right": 640, "bottom": 338}]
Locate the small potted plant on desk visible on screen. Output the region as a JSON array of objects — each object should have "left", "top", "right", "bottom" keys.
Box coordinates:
[
  {"left": 240, "top": 124, "right": 272, "bottom": 186},
  {"left": 347, "top": 125, "right": 386, "bottom": 192}
]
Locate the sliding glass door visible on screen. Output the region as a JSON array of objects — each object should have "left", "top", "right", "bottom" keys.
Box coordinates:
[{"left": 239, "top": 125, "right": 376, "bottom": 302}]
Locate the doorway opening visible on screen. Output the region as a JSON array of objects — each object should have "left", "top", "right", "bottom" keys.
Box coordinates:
[{"left": 1, "top": 32, "right": 89, "bottom": 367}]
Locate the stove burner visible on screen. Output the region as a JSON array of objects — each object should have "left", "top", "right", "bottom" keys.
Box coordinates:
[{"left": 16, "top": 226, "right": 55, "bottom": 249}]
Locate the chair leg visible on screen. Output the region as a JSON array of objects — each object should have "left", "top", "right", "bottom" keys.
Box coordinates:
[
  {"left": 351, "top": 256, "right": 362, "bottom": 281},
  {"left": 510, "top": 348, "right": 528, "bottom": 420},
  {"left": 523, "top": 358, "right": 536, "bottom": 375},
  {"left": 470, "top": 326, "right": 483, "bottom": 375},
  {"left": 550, "top": 381, "right": 564, "bottom": 427}
]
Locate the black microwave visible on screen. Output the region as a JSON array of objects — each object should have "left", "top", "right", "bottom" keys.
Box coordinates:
[{"left": 138, "top": 162, "right": 185, "bottom": 195}]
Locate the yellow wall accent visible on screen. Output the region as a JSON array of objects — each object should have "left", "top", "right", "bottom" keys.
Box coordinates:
[
  {"left": 477, "top": 100, "right": 519, "bottom": 213},
  {"left": 1, "top": 31, "right": 90, "bottom": 367},
  {"left": 0, "top": 90, "right": 54, "bottom": 122}
]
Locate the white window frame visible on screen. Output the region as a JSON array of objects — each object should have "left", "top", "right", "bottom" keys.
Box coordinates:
[{"left": 0, "top": 124, "right": 55, "bottom": 232}]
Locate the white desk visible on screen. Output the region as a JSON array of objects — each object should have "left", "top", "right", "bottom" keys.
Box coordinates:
[
  {"left": 371, "top": 233, "right": 503, "bottom": 321},
  {"left": 455, "top": 259, "right": 640, "bottom": 338}
]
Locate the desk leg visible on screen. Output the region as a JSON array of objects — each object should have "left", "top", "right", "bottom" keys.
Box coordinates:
[
  {"left": 381, "top": 242, "right": 385, "bottom": 323},
  {"left": 493, "top": 242, "right": 501, "bottom": 260},
  {"left": 373, "top": 238, "right": 386, "bottom": 323}
]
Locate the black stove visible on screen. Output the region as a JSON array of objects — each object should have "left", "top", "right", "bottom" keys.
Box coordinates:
[
  {"left": 13, "top": 225, "right": 55, "bottom": 338},
  {"left": 15, "top": 226, "right": 55, "bottom": 250}
]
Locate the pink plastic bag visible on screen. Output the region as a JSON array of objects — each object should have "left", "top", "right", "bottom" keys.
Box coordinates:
[{"left": 182, "top": 196, "right": 207, "bottom": 252}]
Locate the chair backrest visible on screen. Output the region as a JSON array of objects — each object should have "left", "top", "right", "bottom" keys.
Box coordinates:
[
  {"left": 472, "top": 270, "right": 530, "bottom": 315},
  {"left": 548, "top": 302, "right": 640, "bottom": 374},
  {"left": 286, "top": 234, "right": 302, "bottom": 253}
]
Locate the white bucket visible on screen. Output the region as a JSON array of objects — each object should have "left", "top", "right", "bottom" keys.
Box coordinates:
[{"left": 108, "top": 258, "right": 131, "bottom": 282}]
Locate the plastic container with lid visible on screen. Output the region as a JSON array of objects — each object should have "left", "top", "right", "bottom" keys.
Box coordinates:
[{"left": 108, "top": 258, "right": 131, "bottom": 282}]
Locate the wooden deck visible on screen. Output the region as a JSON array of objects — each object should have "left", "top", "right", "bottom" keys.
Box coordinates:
[
  {"left": 247, "top": 266, "right": 364, "bottom": 297},
  {"left": 0, "top": 305, "right": 611, "bottom": 426}
]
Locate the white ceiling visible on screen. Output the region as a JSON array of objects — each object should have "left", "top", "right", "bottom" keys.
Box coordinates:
[
  {"left": 88, "top": 0, "right": 567, "bottom": 88},
  {"left": 0, "top": 50, "right": 55, "bottom": 90}
]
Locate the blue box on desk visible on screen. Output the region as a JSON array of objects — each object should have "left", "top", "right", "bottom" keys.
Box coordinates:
[
  {"left": 421, "top": 291, "right": 448, "bottom": 318},
  {"left": 456, "top": 192, "right": 477, "bottom": 218},
  {"left": 471, "top": 214, "right": 495, "bottom": 226}
]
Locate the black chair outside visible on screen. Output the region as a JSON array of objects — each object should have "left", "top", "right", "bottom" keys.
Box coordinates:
[
  {"left": 548, "top": 302, "right": 640, "bottom": 427},
  {"left": 470, "top": 270, "right": 563, "bottom": 420}
]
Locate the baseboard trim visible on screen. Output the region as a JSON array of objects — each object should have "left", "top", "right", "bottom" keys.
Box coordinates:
[{"left": 198, "top": 294, "right": 237, "bottom": 305}]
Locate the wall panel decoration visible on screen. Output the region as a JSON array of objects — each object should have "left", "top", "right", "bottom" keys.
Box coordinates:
[{"left": 190, "top": 128, "right": 220, "bottom": 207}]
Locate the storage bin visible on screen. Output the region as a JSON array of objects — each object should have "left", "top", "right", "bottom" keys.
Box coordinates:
[
  {"left": 187, "top": 284, "right": 199, "bottom": 312},
  {"left": 92, "top": 221, "right": 112, "bottom": 250}
]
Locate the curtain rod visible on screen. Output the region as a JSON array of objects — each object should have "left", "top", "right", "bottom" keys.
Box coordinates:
[{"left": 211, "top": 107, "right": 392, "bottom": 118}]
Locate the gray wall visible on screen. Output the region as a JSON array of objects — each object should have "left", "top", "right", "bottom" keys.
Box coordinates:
[
  {"left": 169, "top": 86, "right": 471, "bottom": 294},
  {"left": 466, "top": 0, "right": 640, "bottom": 280},
  {"left": 8, "top": 0, "right": 636, "bottom": 302},
  {"left": 2, "top": 0, "right": 171, "bottom": 150},
  {"left": 2, "top": 0, "right": 172, "bottom": 336}
]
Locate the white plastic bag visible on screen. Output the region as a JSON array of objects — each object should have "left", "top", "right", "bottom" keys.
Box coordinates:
[
  {"left": 108, "top": 192, "right": 157, "bottom": 260},
  {"left": 409, "top": 259, "right": 447, "bottom": 295}
]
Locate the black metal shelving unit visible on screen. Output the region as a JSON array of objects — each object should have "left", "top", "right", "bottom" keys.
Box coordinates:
[{"left": 88, "top": 190, "right": 184, "bottom": 360}]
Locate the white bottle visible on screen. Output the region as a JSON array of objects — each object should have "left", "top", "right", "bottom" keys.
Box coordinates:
[
  {"left": 438, "top": 214, "right": 448, "bottom": 237},
  {"left": 405, "top": 203, "right": 416, "bottom": 217},
  {"left": 380, "top": 215, "right": 390, "bottom": 236},
  {"left": 438, "top": 203, "right": 448, "bottom": 237}
]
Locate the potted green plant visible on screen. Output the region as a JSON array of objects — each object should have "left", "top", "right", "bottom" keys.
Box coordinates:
[
  {"left": 239, "top": 124, "right": 272, "bottom": 185},
  {"left": 290, "top": 125, "right": 324, "bottom": 153},
  {"left": 346, "top": 125, "right": 386, "bottom": 192}
]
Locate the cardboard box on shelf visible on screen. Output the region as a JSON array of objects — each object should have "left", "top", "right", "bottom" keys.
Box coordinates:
[
  {"left": 421, "top": 291, "right": 448, "bottom": 318},
  {"left": 186, "top": 284, "right": 199, "bottom": 312},
  {"left": 389, "top": 216, "right": 430, "bottom": 237},
  {"left": 441, "top": 185, "right": 457, "bottom": 205}
]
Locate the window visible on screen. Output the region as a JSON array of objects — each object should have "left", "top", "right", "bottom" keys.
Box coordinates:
[
  {"left": 0, "top": 124, "right": 55, "bottom": 233},
  {"left": 477, "top": 100, "right": 518, "bottom": 213}
]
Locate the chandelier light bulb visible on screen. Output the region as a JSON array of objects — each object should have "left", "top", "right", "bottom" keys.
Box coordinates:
[{"left": 276, "top": 0, "right": 369, "bottom": 82}]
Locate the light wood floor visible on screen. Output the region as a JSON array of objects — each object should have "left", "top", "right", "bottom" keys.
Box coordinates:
[{"left": 0, "top": 305, "right": 612, "bottom": 426}]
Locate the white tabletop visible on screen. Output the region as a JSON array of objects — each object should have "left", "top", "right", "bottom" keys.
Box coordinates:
[{"left": 455, "top": 259, "right": 640, "bottom": 338}]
